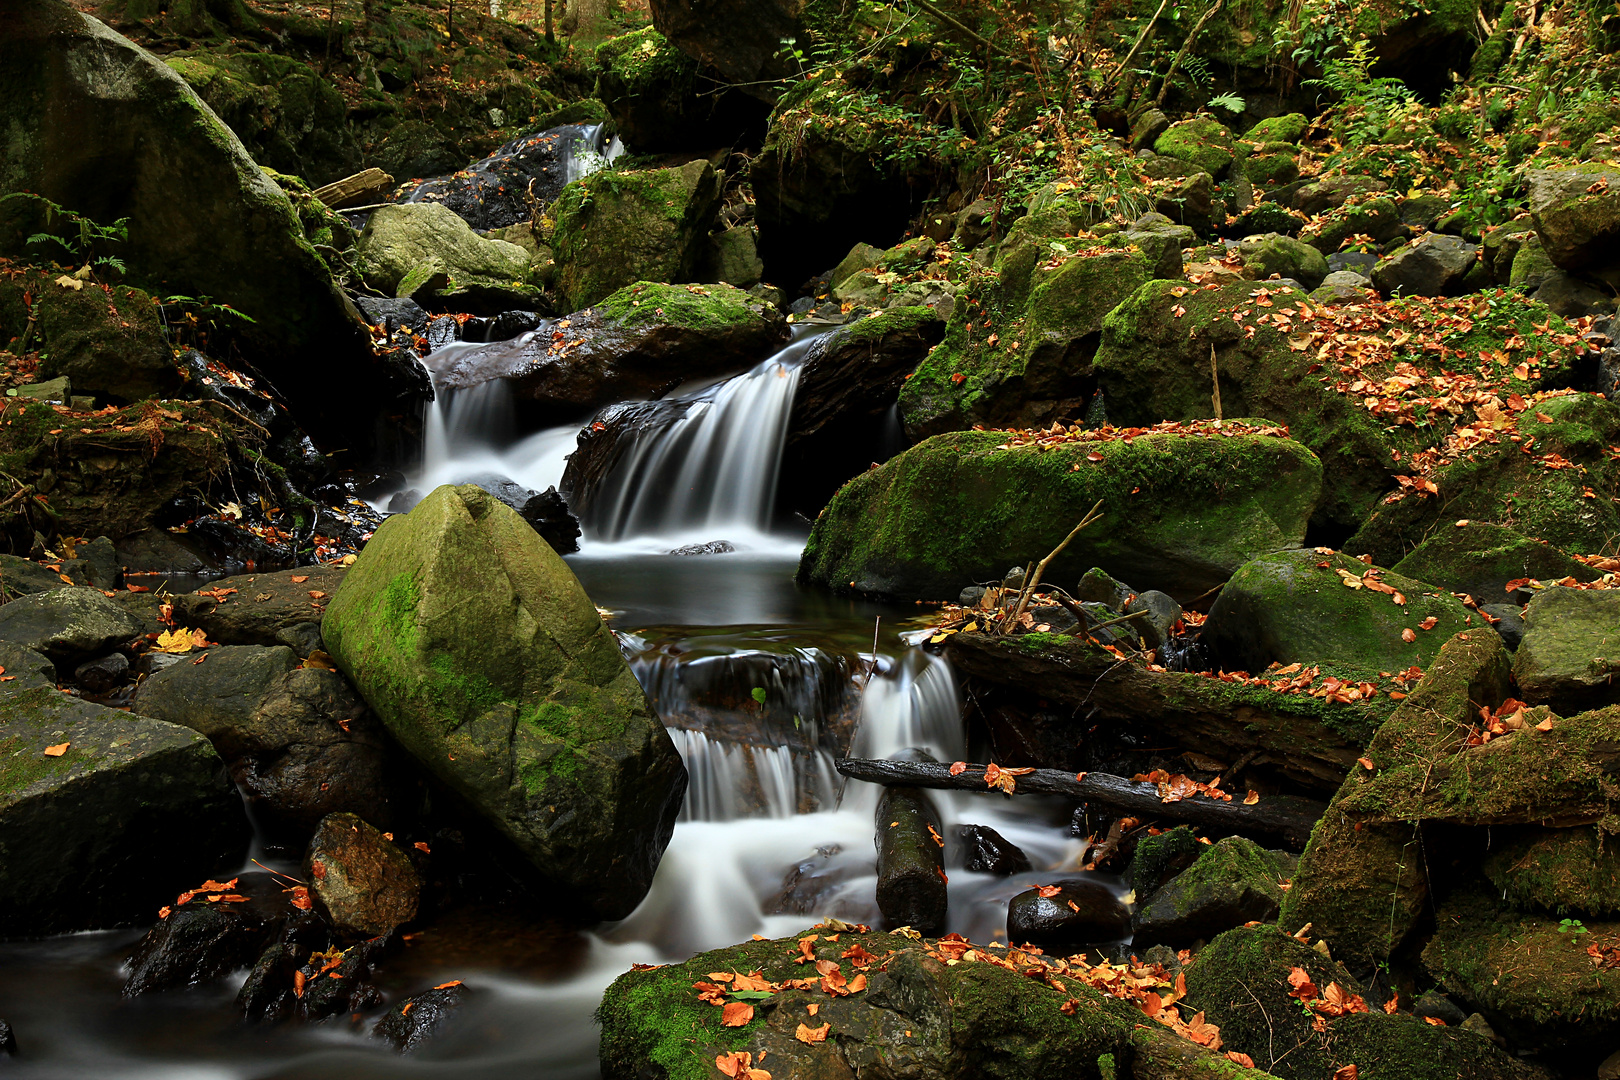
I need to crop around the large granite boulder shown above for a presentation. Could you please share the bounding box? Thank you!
[1511,587,1620,711]
[356,203,538,314]
[0,587,141,664]
[1527,164,1620,271]
[0,1,404,456]
[797,422,1322,604]
[0,685,248,935]
[322,484,686,920]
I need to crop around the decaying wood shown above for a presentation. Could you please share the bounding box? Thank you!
[836,758,1325,849]
[1002,499,1104,632]
[312,168,395,209]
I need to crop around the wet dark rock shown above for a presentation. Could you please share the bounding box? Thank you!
[875,782,947,934]
[1414,990,1469,1027]
[390,124,609,233]
[430,281,786,428]
[114,529,213,575]
[465,310,545,343]
[956,824,1032,876]
[1371,234,1480,297]
[173,352,279,432]
[1006,877,1131,948]
[170,565,346,657]
[354,296,430,336]
[0,1019,14,1056]
[389,489,424,514]
[667,541,736,555]
[133,645,407,843]
[305,813,421,941]
[0,587,140,664]
[297,932,393,1023]
[237,942,300,1023]
[780,308,944,517]
[0,687,249,935]
[1482,604,1526,650]
[1132,836,1291,947]
[73,652,129,694]
[1124,590,1182,651]
[1126,826,1202,898]
[124,884,280,995]
[372,983,477,1052]
[460,474,581,555]
[766,845,852,916]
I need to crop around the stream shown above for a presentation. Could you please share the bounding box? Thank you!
[0,331,1110,1079]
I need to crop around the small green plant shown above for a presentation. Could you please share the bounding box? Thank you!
[1207,92,1246,115]
[750,686,768,704]
[1559,917,1589,935]
[0,191,128,275]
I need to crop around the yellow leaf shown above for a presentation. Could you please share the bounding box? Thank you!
[54,275,84,291]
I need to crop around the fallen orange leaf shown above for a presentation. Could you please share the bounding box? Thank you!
[43,743,69,757]
[795,1022,831,1044]
[720,1000,755,1027]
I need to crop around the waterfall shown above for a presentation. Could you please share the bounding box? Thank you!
[578,333,822,546]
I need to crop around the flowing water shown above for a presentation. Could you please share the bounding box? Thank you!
[0,327,1107,1079]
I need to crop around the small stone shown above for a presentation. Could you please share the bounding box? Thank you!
[957,824,1032,875]
[1074,567,1132,608]
[304,813,420,940]
[73,652,129,694]
[373,982,477,1052]
[1413,989,1468,1027]
[1006,877,1131,948]
[668,541,737,556]
[1001,566,1026,591]
[1460,1012,1504,1046]
[0,1018,15,1056]
[1125,590,1182,650]
[958,586,988,608]
[124,893,274,996]
[1481,604,1526,650]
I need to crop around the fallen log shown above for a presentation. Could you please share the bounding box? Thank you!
[312,168,394,209]
[835,758,1326,850]
[875,785,948,933]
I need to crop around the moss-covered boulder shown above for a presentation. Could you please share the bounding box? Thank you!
[1245,114,1308,143]
[898,246,1151,438]
[1242,143,1301,188]
[1389,522,1598,604]
[431,280,787,426]
[1300,196,1405,254]
[1202,549,1477,678]
[551,159,722,310]
[165,50,360,186]
[1154,117,1237,179]
[798,421,1321,604]
[1281,629,1513,970]
[1424,880,1620,1052]
[1239,234,1328,288]
[1133,836,1292,947]
[1346,392,1620,565]
[0,2,389,455]
[355,203,537,313]
[0,685,248,935]
[1482,825,1620,918]
[322,484,686,920]
[598,925,1265,1080]
[1527,164,1620,271]
[594,27,763,153]
[1185,926,1543,1080]
[0,268,177,403]
[1511,587,1620,711]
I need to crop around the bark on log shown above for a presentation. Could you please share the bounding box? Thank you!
[875,785,948,933]
[947,631,1386,792]
[837,758,1325,850]
[312,168,395,209]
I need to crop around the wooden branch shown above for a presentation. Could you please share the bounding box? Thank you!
[1107,0,1171,86]
[1210,342,1223,422]
[836,758,1326,849]
[1154,0,1224,107]
[312,168,395,209]
[1003,500,1104,632]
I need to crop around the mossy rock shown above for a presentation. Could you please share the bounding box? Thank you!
[1133,836,1292,947]
[321,484,686,920]
[1280,629,1514,970]
[261,167,359,274]
[598,927,1257,1080]
[1424,878,1620,1051]
[1154,118,1236,179]
[1526,164,1620,271]
[1243,144,1301,188]
[0,267,177,403]
[1511,587,1620,711]
[1345,392,1620,565]
[551,159,723,310]
[1202,549,1476,676]
[0,685,248,935]
[898,247,1150,438]
[1389,522,1597,604]
[1185,926,1543,1079]
[1245,114,1308,143]
[1238,233,1327,288]
[1300,197,1405,254]
[165,50,360,186]
[592,27,697,149]
[798,424,1321,603]
[355,202,537,313]
[1482,825,1620,919]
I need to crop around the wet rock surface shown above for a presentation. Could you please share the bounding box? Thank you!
[956,825,1032,876]
[1006,877,1131,948]
[372,982,477,1052]
[304,812,421,940]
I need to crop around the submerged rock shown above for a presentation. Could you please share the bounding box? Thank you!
[956,824,1032,876]
[0,687,248,935]
[797,423,1321,604]
[322,484,687,920]
[372,982,479,1052]
[1006,877,1131,948]
[668,541,736,555]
